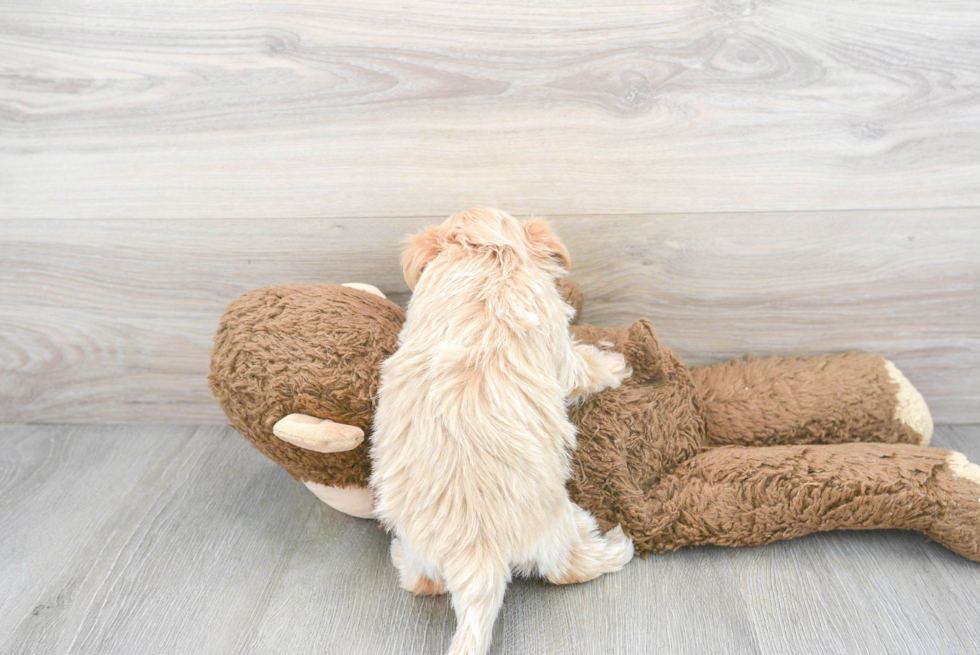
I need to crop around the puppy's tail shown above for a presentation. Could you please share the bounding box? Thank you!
[444,548,511,655]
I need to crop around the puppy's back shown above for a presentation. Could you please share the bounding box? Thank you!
[372,238,577,564]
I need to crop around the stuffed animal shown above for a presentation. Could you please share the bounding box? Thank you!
[209,280,980,562]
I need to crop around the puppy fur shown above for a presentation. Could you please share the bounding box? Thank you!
[370,207,634,655]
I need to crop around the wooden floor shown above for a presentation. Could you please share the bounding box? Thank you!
[2,424,979,654]
[3,2,979,653]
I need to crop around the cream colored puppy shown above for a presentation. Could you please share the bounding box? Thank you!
[370,207,634,655]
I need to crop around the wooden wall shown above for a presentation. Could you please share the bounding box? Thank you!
[1,1,978,423]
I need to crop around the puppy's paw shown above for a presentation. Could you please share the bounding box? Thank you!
[599,350,633,387]
[545,520,635,585]
[391,537,447,596]
[567,346,633,405]
[402,575,448,596]
[587,349,633,393]
[601,524,635,572]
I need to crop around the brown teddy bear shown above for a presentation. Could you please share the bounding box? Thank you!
[209,280,980,561]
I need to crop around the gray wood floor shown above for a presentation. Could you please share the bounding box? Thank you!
[2,424,980,654]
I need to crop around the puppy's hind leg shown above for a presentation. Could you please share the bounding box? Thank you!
[534,502,634,585]
[390,536,447,596]
[443,548,510,655]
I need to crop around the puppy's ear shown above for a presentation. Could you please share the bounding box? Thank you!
[402,224,446,290]
[522,219,571,271]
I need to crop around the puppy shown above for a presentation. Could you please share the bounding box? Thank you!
[370,207,634,655]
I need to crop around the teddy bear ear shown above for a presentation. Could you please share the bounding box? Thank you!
[402,224,447,290]
[522,218,571,271]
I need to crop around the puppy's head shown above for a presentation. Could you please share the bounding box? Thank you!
[401,207,570,290]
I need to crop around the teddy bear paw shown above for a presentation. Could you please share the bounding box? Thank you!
[884,360,934,445]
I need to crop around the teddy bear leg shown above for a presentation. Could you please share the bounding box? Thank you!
[690,353,932,447]
[883,359,934,445]
[634,443,980,562]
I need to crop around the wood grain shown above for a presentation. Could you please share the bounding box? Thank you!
[2,423,980,654]
[2,211,978,423]
[0,425,318,655]
[0,425,194,642]
[1,0,979,218]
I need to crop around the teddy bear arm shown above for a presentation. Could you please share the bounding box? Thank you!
[690,353,932,448]
[632,443,980,562]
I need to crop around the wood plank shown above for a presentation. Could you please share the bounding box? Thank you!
[0,424,318,655]
[2,424,980,654]
[244,506,766,655]
[2,0,980,218]
[0,424,194,642]
[2,212,978,423]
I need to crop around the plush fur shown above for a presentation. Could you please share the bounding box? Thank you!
[370,208,632,655]
[208,231,980,573]
[209,280,980,564]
